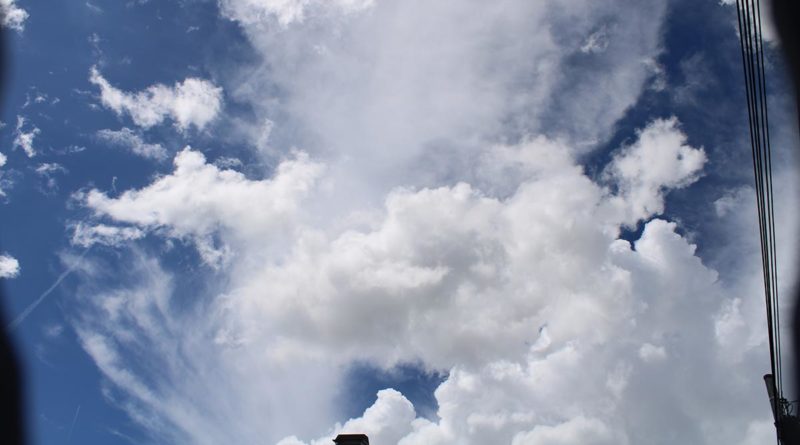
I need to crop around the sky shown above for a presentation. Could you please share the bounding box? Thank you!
[0,0,799,444]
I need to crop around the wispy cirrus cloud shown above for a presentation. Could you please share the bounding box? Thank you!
[0,151,15,200]
[34,162,68,194]
[70,222,145,248]
[96,127,168,161]
[13,116,40,157]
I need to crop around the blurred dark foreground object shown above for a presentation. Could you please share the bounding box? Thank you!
[773,0,800,107]
[0,302,24,445]
[775,0,800,444]
[772,0,800,443]
[334,434,369,445]
[0,21,26,445]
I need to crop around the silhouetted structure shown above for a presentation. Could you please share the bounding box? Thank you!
[333,434,369,445]
[776,0,800,444]
[765,374,800,444]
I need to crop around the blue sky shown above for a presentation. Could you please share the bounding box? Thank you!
[0,1,798,444]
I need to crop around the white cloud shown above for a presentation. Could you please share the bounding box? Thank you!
[713,188,747,217]
[13,116,40,157]
[605,117,706,225]
[72,252,343,444]
[0,253,20,278]
[511,417,622,445]
[71,116,779,444]
[85,1,102,14]
[580,27,610,54]
[638,343,667,363]
[82,147,323,267]
[0,155,13,199]
[719,0,777,43]
[706,171,798,368]
[213,156,243,169]
[219,0,373,26]
[35,162,68,194]
[70,222,146,248]
[279,389,417,445]
[22,88,55,109]
[222,0,668,200]
[96,127,168,161]
[89,67,223,131]
[44,323,65,339]
[35,163,66,175]
[0,0,28,31]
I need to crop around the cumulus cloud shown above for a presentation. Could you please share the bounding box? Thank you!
[13,116,40,157]
[0,0,28,31]
[70,114,779,444]
[0,253,20,278]
[89,67,223,131]
[82,147,323,267]
[96,127,168,161]
[256,214,726,445]
[0,152,6,167]
[605,117,706,225]
[278,389,416,445]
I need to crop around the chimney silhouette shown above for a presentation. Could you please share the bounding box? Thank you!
[333,434,369,445]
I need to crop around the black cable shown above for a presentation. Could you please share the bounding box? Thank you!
[736,0,783,423]
[754,0,783,399]
[750,0,782,399]
[751,0,782,398]
[744,0,773,394]
[738,0,775,382]
[734,5,795,442]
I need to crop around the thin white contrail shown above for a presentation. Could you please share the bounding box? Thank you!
[67,404,81,444]
[6,247,91,331]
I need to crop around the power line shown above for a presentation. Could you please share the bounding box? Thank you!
[735,1,788,441]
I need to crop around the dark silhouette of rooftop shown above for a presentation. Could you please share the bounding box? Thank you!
[333,434,369,445]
